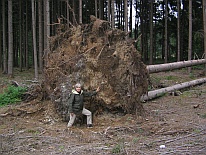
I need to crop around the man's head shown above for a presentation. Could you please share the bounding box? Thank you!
[75,83,82,92]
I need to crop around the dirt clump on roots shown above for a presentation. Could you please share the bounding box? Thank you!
[43,16,149,119]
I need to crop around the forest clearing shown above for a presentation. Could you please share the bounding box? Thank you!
[0,68,206,155]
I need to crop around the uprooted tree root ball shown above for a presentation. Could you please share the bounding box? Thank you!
[43,16,149,119]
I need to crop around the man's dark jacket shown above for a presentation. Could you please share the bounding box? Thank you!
[68,89,97,114]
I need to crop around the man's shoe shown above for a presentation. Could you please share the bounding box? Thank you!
[87,124,93,128]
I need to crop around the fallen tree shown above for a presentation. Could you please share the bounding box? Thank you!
[141,77,206,101]
[43,16,149,118]
[147,59,206,73]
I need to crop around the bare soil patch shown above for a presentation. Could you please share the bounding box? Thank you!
[0,69,206,154]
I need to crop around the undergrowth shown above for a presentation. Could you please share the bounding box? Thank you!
[0,85,27,106]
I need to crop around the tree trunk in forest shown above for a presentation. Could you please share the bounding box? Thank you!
[67,0,70,28]
[22,6,25,68]
[19,0,23,72]
[177,0,180,62]
[0,12,1,70]
[147,59,206,73]
[2,0,7,74]
[134,0,139,49]
[129,0,132,38]
[32,0,38,80]
[44,0,50,66]
[111,0,115,28]
[161,3,165,60]
[38,0,43,72]
[203,0,206,74]
[149,0,154,65]
[44,0,47,64]
[141,78,206,101]
[124,0,128,34]
[140,0,144,60]
[25,1,29,69]
[8,0,13,77]
[154,2,157,61]
[108,0,111,24]
[46,0,50,51]
[140,0,148,62]
[14,22,18,67]
[95,0,98,18]
[180,0,185,60]
[99,0,103,19]
[188,0,192,73]
[164,0,168,63]
[79,0,82,24]
[50,0,55,36]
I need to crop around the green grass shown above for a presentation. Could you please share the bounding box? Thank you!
[132,137,140,144]
[200,113,206,119]
[165,75,178,80]
[0,85,27,106]
[111,138,126,154]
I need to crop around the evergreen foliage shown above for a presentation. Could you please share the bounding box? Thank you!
[0,85,27,106]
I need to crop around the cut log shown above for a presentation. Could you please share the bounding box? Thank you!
[141,78,206,101]
[147,59,206,73]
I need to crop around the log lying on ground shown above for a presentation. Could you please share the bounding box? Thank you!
[147,59,206,73]
[141,77,206,101]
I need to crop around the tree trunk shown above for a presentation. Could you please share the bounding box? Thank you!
[147,59,206,73]
[0,13,1,70]
[177,0,180,61]
[108,0,111,23]
[79,0,82,24]
[124,0,128,34]
[72,0,76,25]
[203,0,206,74]
[38,0,43,72]
[161,3,165,60]
[8,0,13,77]
[50,0,55,36]
[129,0,132,38]
[95,0,98,18]
[188,0,192,73]
[154,2,157,62]
[67,0,70,28]
[141,78,206,101]
[149,0,154,64]
[99,0,103,19]
[25,1,29,69]
[14,24,18,67]
[111,0,115,28]
[19,0,23,71]
[44,0,50,66]
[32,0,38,80]
[44,0,47,62]
[2,0,7,74]
[134,0,139,47]
[46,0,50,51]
[164,0,168,63]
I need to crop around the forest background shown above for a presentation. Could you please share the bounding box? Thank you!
[0,0,206,79]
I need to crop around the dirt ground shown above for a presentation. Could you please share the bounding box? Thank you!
[0,69,206,155]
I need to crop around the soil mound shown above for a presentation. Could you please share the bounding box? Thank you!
[43,16,149,118]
